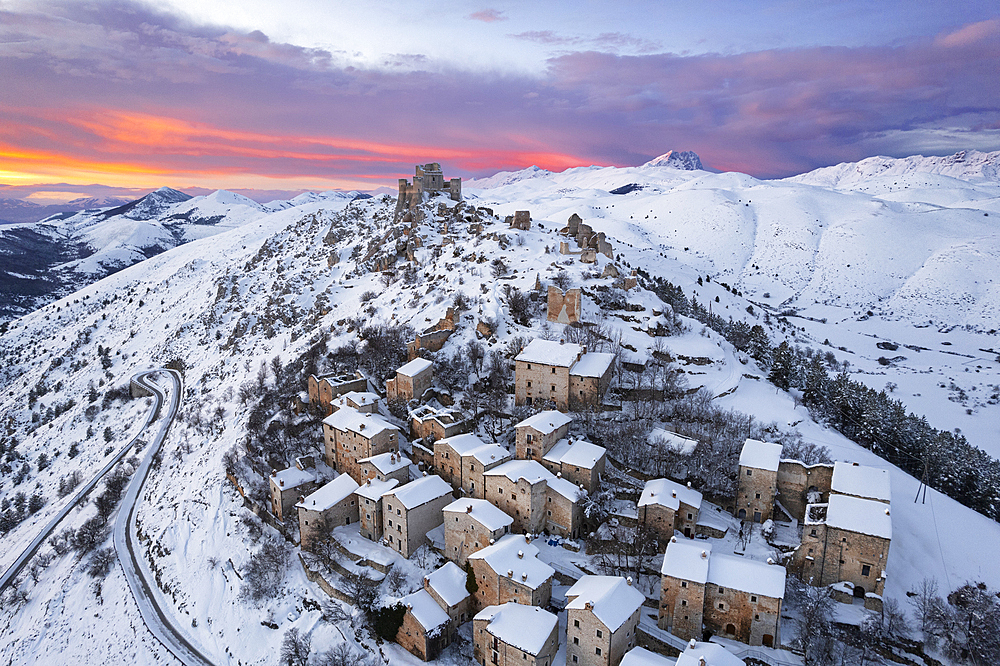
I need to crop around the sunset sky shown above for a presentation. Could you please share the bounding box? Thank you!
[2,0,999,201]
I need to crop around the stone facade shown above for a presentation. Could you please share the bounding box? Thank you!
[484,461,583,538]
[387,358,434,404]
[637,478,701,543]
[776,460,834,520]
[322,408,400,484]
[444,499,513,565]
[565,577,643,666]
[297,475,361,551]
[358,451,411,485]
[355,478,398,541]
[541,439,607,492]
[547,286,582,324]
[307,372,368,416]
[411,405,468,442]
[474,604,560,666]
[515,411,572,461]
[468,536,554,611]
[509,211,531,230]
[514,339,615,412]
[382,475,454,558]
[434,433,511,498]
[268,458,317,522]
[735,439,782,523]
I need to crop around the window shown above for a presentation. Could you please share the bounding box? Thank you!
[755,492,761,499]
[526,434,533,443]
[527,381,532,388]
[755,614,760,621]
[751,595,758,603]
[397,509,401,515]
[547,511,552,516]
[810,529,817,537]
[551,368,556,374]
[688,513,693,520]
[718,587,725,594]
[527,364,532,369]
[574,620,579,628]
[746,469,752,476]
[512,494,517,500]
[680,581,687,588]
[718,603,725,610]
[861,564,872,577]
[572,657,578,664]
[548,497,552,503]
[573,637,579,645]
[595,648,602,656]
[596,630,602,638]
[551,385,555,392]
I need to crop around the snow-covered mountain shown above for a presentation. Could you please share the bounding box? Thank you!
[642,150,704,170]
[789,149,1000,188]
[0,187,370,320]
[0,196,132,225]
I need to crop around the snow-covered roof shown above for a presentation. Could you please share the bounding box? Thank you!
[648,428,698,455]
[660,537,785,598]
[638,478,702,511]
[386,474,452,510]
[485,459,551,485]
[358,451,410,475]
[826,494,892,539]
[425,562,470,608]
[468,534,554,589]
[296,474,360,512]
[739,439,782,471]
[548,476,584,502]
[660,537,711,583]
[543,438,606,469]
[516,338,582,367]
[475,603,558,656]
[831,462,891,503]
[443,498,513,531]
[466,443,511,466]
[401,588,449,632]
[566,575,645,632]
[707,552,786,599]
[270,466,315,491]
[438,433,489,455]
[675,641,744,666]
[516,410,572,434]
[396,357,434,378]
[620,647,675,666]
[570,352,615,378]
[335,391,380,408]
[354,477,399,501]
[323,407,398,437]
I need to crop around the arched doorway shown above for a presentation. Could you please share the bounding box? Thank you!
[738,509,746,520]
[853,585,866,599]
[725,624,736,635]
[762,634,774,647]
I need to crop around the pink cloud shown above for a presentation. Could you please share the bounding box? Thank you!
[467,9,507,23]
[935,18,1000,48]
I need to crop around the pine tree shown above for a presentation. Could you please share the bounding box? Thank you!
[768,341,793,390]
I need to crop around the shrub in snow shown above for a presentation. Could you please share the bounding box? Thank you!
[279,627,311,666]
[241,541,289,602]
[87,547,116,578]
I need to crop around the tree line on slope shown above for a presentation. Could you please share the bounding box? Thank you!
[643,272,1000,522]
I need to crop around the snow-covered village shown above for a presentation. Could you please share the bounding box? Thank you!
[2,3,1000,666]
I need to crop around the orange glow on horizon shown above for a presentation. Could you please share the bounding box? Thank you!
[1,110,591,192]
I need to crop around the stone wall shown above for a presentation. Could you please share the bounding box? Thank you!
[298,494,359,551]
[794,522,889,596]
[515,359,574,410]
[384,491,453,558]
[445,511,509,565]
[702,585,781,647]
[329,426,399,484]
[515,420,570,461]
[776,461,833,520]
[735,465,777,523]
[547,286,582,324]
[659,576,705,640]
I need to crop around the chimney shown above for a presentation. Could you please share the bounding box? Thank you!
[279,479,285,487]
[688,640,697,650]
[517,550,524,559]
[524,534,531,543]
[699,658,706,666]
[521,573,527,582]
[670,536,677,543]
[585,601,594,610]
[627,577,633,586]
[508,569,514,577]
[701,550,707,559]
[467,505,473,513]
[671,490,676,498]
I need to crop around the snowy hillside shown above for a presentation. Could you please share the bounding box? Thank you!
[0,187,369,320]
[642,150,704,170]
[0,153,998,665]
[788,150,1000,188]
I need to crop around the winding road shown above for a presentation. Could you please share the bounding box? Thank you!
[0,369,216,666]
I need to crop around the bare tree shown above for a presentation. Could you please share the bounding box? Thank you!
[280,627,311,666]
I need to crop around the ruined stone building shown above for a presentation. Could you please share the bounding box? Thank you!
[382,474,454,558]
[514,339,615,411]
[434,433,511,497]
[508,211,531,230]
[791,462,891,604]
[411,405,469,443]
[659,537,785,648]
[468,534,555,611]
[355,477,399,541]
[322,407,400,483]
[474,603,560,666]
[547,286,583,324]
[734,438,782,523]
[268,456,317,521]
[638,478,702,542]
[395,163,462,221]
[565,576,644,666]
[444,497,514,565]
[387,357,434,403]
[397,562,471,661]
[296,474,361,550]
[307,372,369,416]
[483,459,582,538]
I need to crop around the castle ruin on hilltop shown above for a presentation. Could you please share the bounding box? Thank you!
[395,163,462,221]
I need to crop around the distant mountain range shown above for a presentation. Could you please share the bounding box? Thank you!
[0,195,132,225]
[0,186,369,320]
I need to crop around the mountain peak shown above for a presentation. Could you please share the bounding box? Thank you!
[643,150,704,170]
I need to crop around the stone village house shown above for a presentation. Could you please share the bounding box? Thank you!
[358,450,410,485]
[638,478,702,542]
[443,498,514,566]
[434,433,511,498]
[296,474,360,551]
[387,357,434,404]
[484,459,583,538]
[468,534,554,612]
[515,402,607,493]
[382,474,454,558]
[397,561,471,661]
[734,439,782,523]
[307,372,369,416]
[268,456,317,522]
[516,410,571,461]
[659,536,785,648]
[514,339,615,412]
[322,407,400,484]
[474,603,559,666]
[565,576,644,666]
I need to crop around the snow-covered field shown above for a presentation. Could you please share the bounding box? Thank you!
[1,151,998,664]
